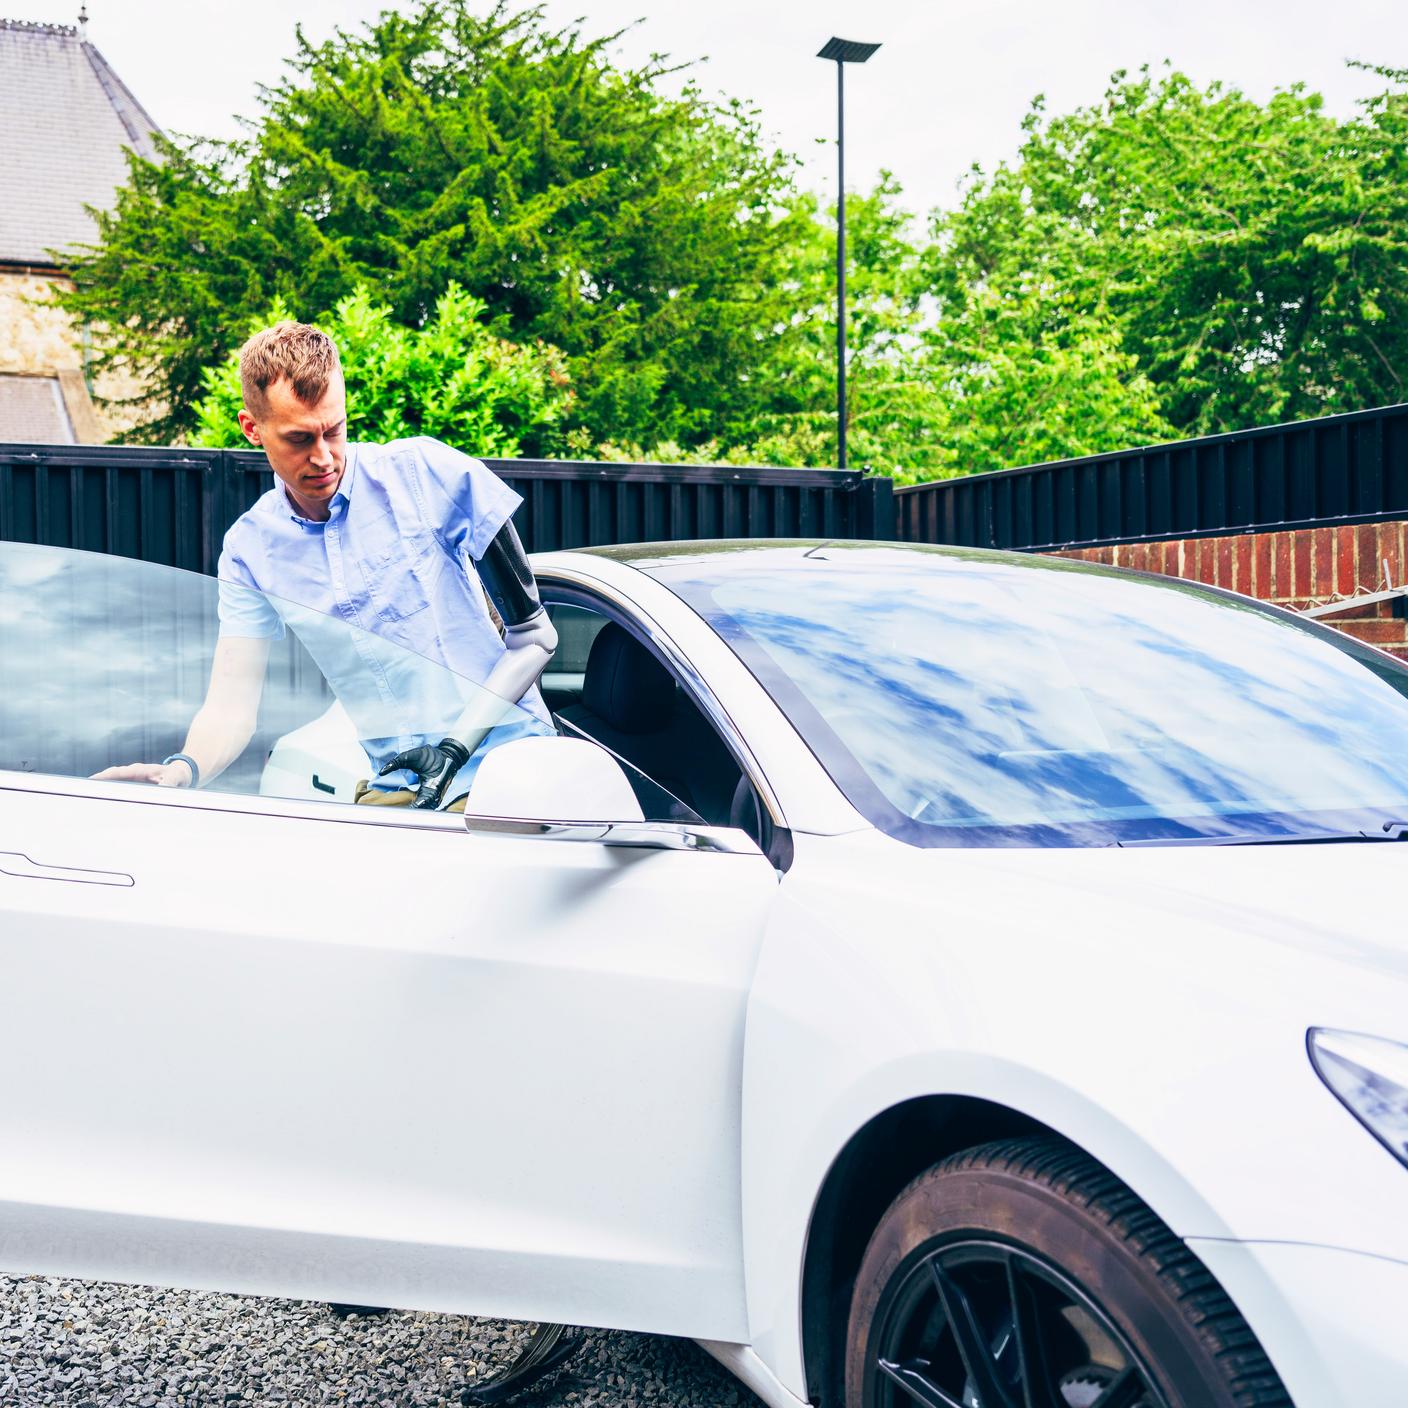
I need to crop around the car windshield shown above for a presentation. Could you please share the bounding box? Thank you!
[0,541,544,806]
[651,542,1408,847]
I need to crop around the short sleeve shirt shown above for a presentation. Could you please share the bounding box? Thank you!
[217,437,553,797]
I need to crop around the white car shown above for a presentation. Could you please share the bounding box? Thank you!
[2,536,1407,1408]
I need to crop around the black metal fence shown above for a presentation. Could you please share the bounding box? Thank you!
[895,402,1408,552]
[0,443,894,573]
[10,402,1408,569]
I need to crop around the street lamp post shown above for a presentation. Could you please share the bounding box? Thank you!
[817,36,880,470]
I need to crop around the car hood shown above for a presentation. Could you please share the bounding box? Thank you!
[841,830,1408,988]
[772,829,1408,1270]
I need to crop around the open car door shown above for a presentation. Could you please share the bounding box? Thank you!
[0,543,776,1339]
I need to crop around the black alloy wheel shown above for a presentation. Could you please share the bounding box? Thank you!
[846,1138,1294,1408]
[872,1239,1165,1408]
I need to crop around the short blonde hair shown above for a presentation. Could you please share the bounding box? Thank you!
[239,320,341,415]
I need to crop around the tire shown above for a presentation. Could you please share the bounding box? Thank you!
[844,1136,1292,1408]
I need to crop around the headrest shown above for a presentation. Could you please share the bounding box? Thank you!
[582,622,675,734]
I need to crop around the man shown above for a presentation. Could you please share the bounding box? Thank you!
[96,322,582,1376]
[97,320,557,808]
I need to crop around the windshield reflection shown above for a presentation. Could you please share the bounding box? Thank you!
[662,545,1408,847]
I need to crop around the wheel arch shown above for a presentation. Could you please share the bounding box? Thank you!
[796,1092,1234,1408]
[799,1095,1047,1407]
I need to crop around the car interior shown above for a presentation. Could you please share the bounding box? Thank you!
[539,601,769,847]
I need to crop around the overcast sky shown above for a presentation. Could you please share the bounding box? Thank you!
[34,0,1408,217]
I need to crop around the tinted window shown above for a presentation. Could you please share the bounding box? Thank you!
[655,544,1408,846]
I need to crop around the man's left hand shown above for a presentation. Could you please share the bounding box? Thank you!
[379,737,472,809]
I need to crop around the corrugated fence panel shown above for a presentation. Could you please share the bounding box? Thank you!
[896,402,1408,551]
[21,407,1408,564]
[0,446,893,571]
[0,445,225,572]
[482,459,890,553]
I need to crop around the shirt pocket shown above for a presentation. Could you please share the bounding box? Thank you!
[363,524,444,625]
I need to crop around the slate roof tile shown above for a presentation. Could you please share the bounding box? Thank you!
[0,18,160,267]
[0,373,75,441]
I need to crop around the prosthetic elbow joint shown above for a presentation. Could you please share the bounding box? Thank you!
[391,520,556,810]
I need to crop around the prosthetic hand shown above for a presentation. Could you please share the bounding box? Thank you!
[387,520,558,809]
[378,738,471,810]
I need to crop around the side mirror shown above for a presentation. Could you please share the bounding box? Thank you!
[465,735,645,825]
[462,735,761,855]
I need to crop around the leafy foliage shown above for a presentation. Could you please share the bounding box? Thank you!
[939,64,1408,436]
[909,290,1171,484]
[651,177,1170,481]
[62,8,1408,479]
[58,131,357,444]
[61,0,799,448]
[192,284,570,457]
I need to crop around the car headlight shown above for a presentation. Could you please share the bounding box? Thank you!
[1308,1028,1408,1169]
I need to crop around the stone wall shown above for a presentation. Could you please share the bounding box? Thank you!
[0,270,75,371]
[0,269,145,441]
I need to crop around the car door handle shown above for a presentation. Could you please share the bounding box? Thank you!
[0,851,134,887]
[461,815,762,855]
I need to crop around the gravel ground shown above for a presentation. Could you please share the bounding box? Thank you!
[0,1276,765,1408]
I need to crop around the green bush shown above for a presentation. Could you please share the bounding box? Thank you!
[66,0,798,450]
[192,283,571,458]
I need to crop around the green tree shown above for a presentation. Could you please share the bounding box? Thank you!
[61,1,799,447]
[66,11,1408,477]
[666,176,1168,481]
[909,285,1172,483]
[552,177,946,472]
[936,64,1408,436]
[757,180,946,474]
[191,283,571,457]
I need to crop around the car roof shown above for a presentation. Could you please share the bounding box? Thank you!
[567,538,1052,575]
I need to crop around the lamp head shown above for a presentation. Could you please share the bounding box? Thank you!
[817,37,881,63]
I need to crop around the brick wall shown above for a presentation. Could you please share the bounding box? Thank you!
[1056,521,1408,660]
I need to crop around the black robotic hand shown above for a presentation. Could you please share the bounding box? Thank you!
[379,737,472,810]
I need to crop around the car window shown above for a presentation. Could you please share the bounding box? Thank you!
[653,543,1408,847]
[541,596,741,828]
[0,541,546,808]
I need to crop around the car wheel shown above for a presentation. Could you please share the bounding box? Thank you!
[845,1136,1291,1408]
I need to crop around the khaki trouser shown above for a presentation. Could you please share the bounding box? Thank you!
[354,780,468,813]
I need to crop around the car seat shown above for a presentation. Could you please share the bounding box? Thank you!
[556,622,741,826]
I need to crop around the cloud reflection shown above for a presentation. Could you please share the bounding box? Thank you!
[685,550,1408,844]
[0,543,534,799]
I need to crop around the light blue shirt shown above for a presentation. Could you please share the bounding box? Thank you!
[217,437,554,801]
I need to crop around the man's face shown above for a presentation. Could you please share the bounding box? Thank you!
[238,374,348,518]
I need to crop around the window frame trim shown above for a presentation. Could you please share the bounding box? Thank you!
[535,569,789,835]
[0,768,467,832]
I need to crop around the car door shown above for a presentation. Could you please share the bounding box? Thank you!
[0,542,777,1341]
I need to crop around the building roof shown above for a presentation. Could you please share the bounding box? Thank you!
[0,16,160,267]
[0,373,74,441]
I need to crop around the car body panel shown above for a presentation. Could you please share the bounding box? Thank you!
[0,771,775,1339]
[536,547,1408,1403]
[5,539,1408,1408]
[740,827,1408,1396]
[1189,1240,1408,1408]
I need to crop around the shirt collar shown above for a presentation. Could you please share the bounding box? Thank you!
[281,444,357,528]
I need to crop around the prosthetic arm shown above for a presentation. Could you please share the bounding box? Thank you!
[380,521,558,809]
